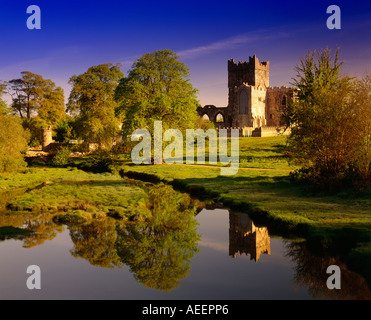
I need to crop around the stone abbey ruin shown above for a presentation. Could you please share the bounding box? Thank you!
[197,55,295,137]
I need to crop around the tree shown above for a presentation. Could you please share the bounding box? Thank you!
[67,63,124,148]
[0,85,29,172]
[285,48,371,189]
[349,75,371,184]
[0,81,8,114]
[0,112,29,173]
[38,86,66,126]
[7,71,66,133]
[115,49,200,136]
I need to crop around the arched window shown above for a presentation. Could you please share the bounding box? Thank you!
[202,114,210,121]
[239,90,249,114]
[215,113,224,123]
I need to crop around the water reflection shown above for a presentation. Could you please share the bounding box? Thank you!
[1,189,371,299]
[229,213,270,261]
[66,184,200,291]
[69,219,122,268]
[285,241,371,300]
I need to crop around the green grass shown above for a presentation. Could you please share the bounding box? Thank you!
[120,163,371,231]
[176,135,297,170]
[238,136,297,170]
[4,167,149,222]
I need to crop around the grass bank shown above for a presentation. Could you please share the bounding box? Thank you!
[116,136,371,285]
[2,167,149,224]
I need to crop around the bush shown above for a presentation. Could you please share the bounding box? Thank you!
[51,147,71,167]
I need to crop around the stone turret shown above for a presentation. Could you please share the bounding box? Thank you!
[42,126,53,152]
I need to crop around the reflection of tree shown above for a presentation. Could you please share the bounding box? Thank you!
[115,184,200,291]
[0,210,64,247]
[69,219,123,269]
[22,214,65,248]
[284,241,371,300]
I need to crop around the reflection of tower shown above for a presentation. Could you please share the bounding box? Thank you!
[229,213,270,262]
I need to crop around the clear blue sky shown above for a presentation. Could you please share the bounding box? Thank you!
[1,0,370,107]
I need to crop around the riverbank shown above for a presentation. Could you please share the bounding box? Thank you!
[2,135,371,287]
[113,133,371,287]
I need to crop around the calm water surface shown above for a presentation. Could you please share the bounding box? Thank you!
[0,208,369,300]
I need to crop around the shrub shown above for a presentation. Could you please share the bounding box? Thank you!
[51,147,71,167]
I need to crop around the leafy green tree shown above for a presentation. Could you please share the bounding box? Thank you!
[67,63,124,148]
[38,86,66,126]
[285,48,370,188]
[8,71,64,122]
[0,112,29,173]
[115,49,200,136]
[54,117,78,143]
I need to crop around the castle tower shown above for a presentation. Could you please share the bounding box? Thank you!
[227,55,269,128]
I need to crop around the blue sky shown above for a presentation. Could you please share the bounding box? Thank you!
[1,0,370,107]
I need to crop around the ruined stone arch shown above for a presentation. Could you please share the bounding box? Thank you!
[201,114,210,121]
[215,112,225,123]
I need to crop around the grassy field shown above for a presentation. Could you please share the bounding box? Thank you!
[1,167,149,223]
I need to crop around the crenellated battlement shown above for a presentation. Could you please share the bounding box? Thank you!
[228,55,269,70]
[228,54,269,89]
